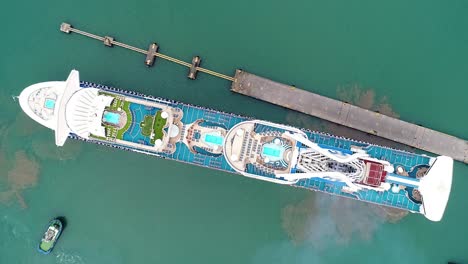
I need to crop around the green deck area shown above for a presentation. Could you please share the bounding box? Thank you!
[39,240,53,251]
[90,133,108,140]
[139,111,167,144]
[116,101,132,140]
[89,97,166,144]
[90,96,130,141]
[109,97,123,111]
[98,91,118,98]
[140,115,155,136]
[151,111,167,144]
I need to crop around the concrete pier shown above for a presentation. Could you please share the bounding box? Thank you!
[231,70,468,164]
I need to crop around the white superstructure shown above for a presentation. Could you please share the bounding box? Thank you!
[19,70,115,146]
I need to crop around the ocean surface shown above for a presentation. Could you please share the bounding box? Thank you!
[1,0,467,263]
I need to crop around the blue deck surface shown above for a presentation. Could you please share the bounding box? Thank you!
[167,103,248,172]
[81,81,431,213]
[122,103,158,146]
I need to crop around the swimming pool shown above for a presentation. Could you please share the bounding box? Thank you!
[262,146,281,157]
[103,112,121,125]
[204,134,224,146]
[44,98,55,109]
[261,142,285,162]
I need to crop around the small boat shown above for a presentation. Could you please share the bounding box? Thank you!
[37,218,63,254]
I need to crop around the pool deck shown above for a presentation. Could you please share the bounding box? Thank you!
[78,80,432,214]
[231,70,468,164]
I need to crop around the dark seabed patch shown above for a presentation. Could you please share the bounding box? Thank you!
[281,193,407,248]
[337,84,399,118]
[32,138,82,161]
[281,193,318,244]
[11,112,44,137]
[0,113,45,155]
[0,151,40,208]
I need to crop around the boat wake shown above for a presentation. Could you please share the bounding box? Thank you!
[55,251,85,264]
[1,215,33,242]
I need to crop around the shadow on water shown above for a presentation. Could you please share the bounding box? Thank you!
[56,216,68,230]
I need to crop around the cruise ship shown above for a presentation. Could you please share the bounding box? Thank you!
[19,70,453,221]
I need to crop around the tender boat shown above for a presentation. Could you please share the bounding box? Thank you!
[37,218,63,254]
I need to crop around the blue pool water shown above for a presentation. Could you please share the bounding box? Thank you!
[44,98,55,109]
[204,134,224,145]
[103,112,121,125]
[262,146,281,157]
[261,144,285,162]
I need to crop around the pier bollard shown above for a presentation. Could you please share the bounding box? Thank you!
[145,43,159,67]
[188,56,201,80]
[103,36,114,47]
[60,23,72,33]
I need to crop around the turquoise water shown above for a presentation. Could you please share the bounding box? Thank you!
[262,145,282,158]
[204,134,223,146]
[44,99,56,110]
[1,0,468,264]
[103,111,120,125]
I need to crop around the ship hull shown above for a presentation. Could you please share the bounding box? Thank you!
[18,71,453,222]
[79,81,428,215]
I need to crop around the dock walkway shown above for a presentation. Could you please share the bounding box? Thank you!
[231,70,468,164]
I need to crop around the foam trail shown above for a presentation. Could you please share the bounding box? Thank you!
[56,251,86,264]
